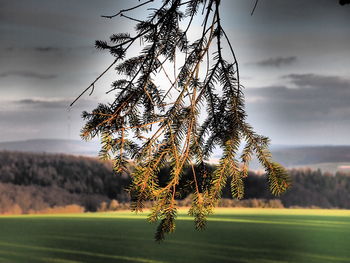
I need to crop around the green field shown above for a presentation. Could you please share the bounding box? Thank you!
[0,208,349,263]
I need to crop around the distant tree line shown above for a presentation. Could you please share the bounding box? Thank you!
[158,165,350,209]
[242,169,350,208]
[0,151,131,213]
[0,151,130,199]
[0,151,349,214]
[0,182,102,214]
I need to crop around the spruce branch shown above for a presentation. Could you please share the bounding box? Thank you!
[74,0,290,241]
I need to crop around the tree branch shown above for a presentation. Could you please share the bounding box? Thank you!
[101,0,155,19]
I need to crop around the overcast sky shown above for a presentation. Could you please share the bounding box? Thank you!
[0,0,349,145]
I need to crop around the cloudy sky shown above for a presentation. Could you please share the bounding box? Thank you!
[0,0,349,145]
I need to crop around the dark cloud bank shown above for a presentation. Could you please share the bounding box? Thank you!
[13,98,94,109]
[246,73,350,123]
[256,56,297,67]
[0,70,57,80]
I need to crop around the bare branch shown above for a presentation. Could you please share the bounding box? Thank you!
[101,0,155,19]
[70,59,118,107]
[251,0,259,16]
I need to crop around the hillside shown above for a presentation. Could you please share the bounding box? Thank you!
[270,145,350,166]
[245,145,350,172]
[0,150,350,214]
[0,151,130,214]
[0,139,99,156]
[1,140,350,171]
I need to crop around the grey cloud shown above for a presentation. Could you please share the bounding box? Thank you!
[245,74,350,123]
[257,56,297,67]
[32,46,95,54]
[0,0,131,38]
[13,98,95,109]
[284,74,350,89]
[1,46,93,55]
[3,47,15,52]
[0,97,98,141]
[0,70,57,80]
[0,97,97,141]
[34,47,61,53]
[13,98,93,109]
[15,99,70,109]
[243,0,349,26]
[0,105,84,141]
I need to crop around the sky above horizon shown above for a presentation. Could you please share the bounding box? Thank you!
[0,0,350,145]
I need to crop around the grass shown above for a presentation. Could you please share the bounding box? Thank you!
[0,208,350,263]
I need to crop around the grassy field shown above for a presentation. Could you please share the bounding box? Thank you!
[0,208,349,263]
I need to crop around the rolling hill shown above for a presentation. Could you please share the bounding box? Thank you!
[0,139,100,156]
[1,139,350,172]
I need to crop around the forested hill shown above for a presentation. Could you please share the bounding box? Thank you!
[244,145,350,171]
[0,139,99,156]
[269,145,350,166]
[0,151,130,214]
[2,140,350,169]
[0,151,350,214]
